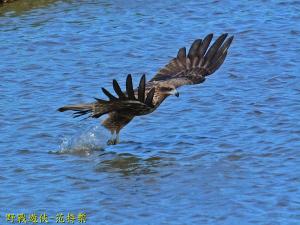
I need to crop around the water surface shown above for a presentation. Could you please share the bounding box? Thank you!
[1,0,300,224]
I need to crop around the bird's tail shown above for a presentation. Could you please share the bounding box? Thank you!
[58,103,95,118]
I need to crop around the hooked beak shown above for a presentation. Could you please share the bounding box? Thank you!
[169,89,179,97]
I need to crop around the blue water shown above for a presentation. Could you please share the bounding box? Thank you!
[1,0,300,224]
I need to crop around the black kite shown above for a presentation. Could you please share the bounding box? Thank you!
[58,33,234,144]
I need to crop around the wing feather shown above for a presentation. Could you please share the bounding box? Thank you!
[102,87,118,101]
[198,33,213,59]
[211,35,234,63]
[113,79,127,100]
[188,39,201,58]
[150,33,234,87]
[208,51,228,75]
[126,74,136,100]
[203,33,228,68]
[144,87,155,107]
[138,74,146,102]
[177,47,186,67]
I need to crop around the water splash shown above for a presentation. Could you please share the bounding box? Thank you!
[57,125,110,156]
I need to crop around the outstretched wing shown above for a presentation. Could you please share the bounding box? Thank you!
[59,33,234,119]
[150,33,234,87]
[77,74,156,118]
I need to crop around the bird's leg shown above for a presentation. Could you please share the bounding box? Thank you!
[107,131,116,145]
[107,131,120,145]
[115,132,120,144]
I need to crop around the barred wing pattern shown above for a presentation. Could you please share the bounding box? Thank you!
[151,33,234,87]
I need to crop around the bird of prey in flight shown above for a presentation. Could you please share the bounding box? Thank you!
[58,33,234,145]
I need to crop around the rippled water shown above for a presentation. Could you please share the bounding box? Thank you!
[1,0,300,224]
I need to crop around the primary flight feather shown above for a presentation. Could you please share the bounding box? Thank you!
[58,33,234,145]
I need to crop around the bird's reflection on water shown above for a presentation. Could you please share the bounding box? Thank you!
[95,152,169,176]
[51,145,173,176]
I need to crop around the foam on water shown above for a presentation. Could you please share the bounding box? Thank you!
[58,125,110,155]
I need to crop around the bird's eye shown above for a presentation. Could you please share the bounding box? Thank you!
[161,87,172,91]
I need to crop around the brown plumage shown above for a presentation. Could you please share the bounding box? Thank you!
[58,33,234,145]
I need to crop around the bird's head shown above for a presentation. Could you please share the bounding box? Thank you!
[158,84,179,97]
